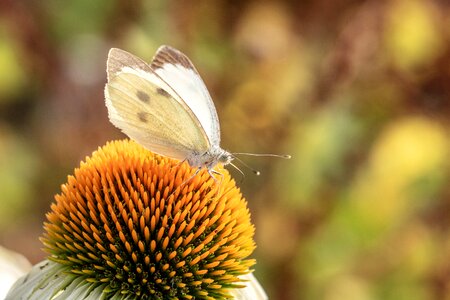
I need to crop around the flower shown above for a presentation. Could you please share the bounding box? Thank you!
[6,139,265,300]
[0,246,32,299]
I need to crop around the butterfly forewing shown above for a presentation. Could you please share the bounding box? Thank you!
[150,46,221,147]
[105,49,210,160]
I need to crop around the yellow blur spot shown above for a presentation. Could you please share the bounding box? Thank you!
[0,26,26,100]
[350,117,449,231]
[385,0,443,71]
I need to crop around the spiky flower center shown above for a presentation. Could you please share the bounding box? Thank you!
[41,140,255,299]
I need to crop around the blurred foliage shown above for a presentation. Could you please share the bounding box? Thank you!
[0,23,27,100]
[0,0,449,299]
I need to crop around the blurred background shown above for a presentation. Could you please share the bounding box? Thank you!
[0,0,449,299]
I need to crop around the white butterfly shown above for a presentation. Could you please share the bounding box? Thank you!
[105,45,233,176]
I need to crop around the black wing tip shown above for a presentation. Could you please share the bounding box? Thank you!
[106,48,128,76]
[156,45,174,51]
[108,47,122,54]
[155,45,181,55]
[106,47,154,80]
[106,45,195,77]
[107,47,129,59]
[108,45,181,58]
[151,45,194,70]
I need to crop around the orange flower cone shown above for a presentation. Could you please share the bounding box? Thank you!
[6,140,266,300]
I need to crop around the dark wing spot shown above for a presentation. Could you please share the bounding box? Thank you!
[156,88,171,97]
[137,112,149,123]
[136,90,150,103]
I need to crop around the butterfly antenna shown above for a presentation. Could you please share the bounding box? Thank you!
[233,152,291,159]
[231,155,261,176]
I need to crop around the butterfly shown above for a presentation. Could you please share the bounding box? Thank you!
[105,45,289,178]
[105,45,236,178]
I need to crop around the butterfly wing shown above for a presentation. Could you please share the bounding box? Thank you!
[105,48,210,160]
[150,45,221,147]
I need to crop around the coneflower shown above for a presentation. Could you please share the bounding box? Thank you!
[6,139,266,300]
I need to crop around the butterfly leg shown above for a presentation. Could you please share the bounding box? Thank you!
[168,167,203,199]
[208,169,224,184]
[181,167,201,187]
[172,159,187,170]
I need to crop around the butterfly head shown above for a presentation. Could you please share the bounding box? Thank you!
[217,149,233,165]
